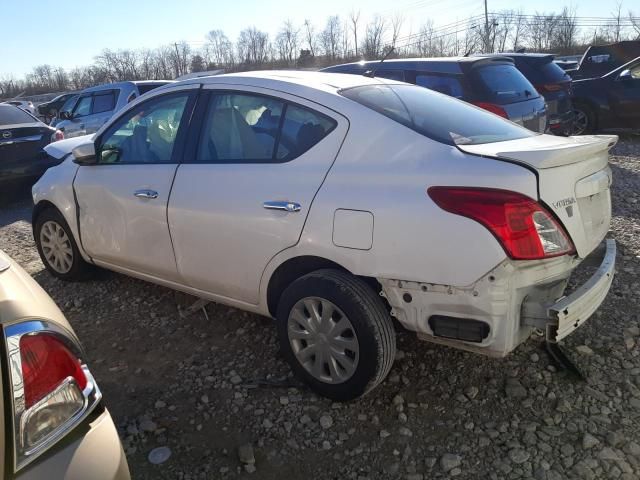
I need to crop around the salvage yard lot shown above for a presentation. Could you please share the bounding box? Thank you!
[1,136,640,480]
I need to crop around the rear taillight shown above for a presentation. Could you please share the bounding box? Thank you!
[51,130,64,142]
[472,102,508,118]
[5,321,101,471]
[428,187,575,260]
[534,82,570,93]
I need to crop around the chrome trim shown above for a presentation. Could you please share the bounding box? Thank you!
[134,189,159,199]
[4,319,102,472]
[263,201,301,212]
[0,134,42,146]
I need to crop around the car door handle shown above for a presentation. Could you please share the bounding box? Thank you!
[134,189,158,199]
[263,201,301,212]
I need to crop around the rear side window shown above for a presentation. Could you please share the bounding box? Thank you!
[341,84,535,146]
[196,93,336,163]
[471,64,537,104]
[137,83,166,95]
[376,70,404,81]
[276,104,336,160]
[415,74,464,98]
[0,105,36,126]
[92,92,116,114]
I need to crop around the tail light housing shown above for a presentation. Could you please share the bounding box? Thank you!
[472,102,508,118]
[4,321,101,471]
[534,82,570,93]
[428,187,575,260]
[51,129,64,142]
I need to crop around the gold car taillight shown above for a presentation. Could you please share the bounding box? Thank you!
[4,320,102,471]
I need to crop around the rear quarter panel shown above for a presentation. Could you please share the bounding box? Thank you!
[261,106,539,301]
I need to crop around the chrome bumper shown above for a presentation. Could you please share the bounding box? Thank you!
[548,239,616,342]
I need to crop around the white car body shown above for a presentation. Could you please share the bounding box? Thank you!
[32,71,616,398]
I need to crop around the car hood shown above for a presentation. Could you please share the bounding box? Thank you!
[45,133,94,160]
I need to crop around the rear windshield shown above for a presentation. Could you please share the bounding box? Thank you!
[137,83,167,95]
[520,59,570,84]
[0,105,36,126]
[471,64,538,104]
[340,84,535,146]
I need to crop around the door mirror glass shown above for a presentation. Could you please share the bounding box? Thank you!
[72,142,97,165]
[59,111,71,120]
[618,69,632,81]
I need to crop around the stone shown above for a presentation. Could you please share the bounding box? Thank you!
[576,345,594,355]
[440,453,461,472]
[320,415,333,429]
[148,446,171,465]
[399,426,413,437]
[508,449,530,464]
[238,444,255,464]
[583,433,600,450]
[464,386,479,400]
[505,379,528,398]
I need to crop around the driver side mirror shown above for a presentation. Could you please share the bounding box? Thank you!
[59,111,72,120]
[617,69,636,82]
[72,142,97,165]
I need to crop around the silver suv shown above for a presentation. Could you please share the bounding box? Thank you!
[56,80,171,138]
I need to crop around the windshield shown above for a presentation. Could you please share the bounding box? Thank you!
[0,104,37,126]
[340,84,536,146]
[60,95,79,113]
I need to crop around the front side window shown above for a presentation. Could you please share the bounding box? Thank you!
[415,74,464,98]
[341,84,535,146]
[98,94,189,164]
[92,92,116,114]
[73,96,92,117]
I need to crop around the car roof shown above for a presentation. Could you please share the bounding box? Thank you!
[81,80,173,94]
[475,52,554,60]
[321,56,515,74]
[172,70,397,94]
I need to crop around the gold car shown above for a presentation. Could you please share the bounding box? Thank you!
[0,250,130,479]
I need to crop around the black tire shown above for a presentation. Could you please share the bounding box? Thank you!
[276,269,396,401]
[573,103,596,135]
[34,207,93,281]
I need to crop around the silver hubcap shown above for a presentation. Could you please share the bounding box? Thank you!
[574,109,588,135]
[40,221,73,274]
[288,297,359,384]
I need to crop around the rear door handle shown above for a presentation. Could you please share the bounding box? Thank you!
[263,201,301,212]
[134,189,158,199]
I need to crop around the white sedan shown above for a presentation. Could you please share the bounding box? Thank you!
[32,71,616,400]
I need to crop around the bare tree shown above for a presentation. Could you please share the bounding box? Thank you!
[349,10,361,57]
[321,16,343,59]
[303,19,318,57]
[363,15,386,58]
[237,27,270,65]
[630,10,640,39]
[610,1,624,42]
[205,30,235,67]
[554,6,578,53]
[510,9,525,50]
[391,13,404,47]
[275,20,300,65]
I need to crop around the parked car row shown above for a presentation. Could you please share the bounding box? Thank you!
[323,43,640,136]
[32,71,617,404]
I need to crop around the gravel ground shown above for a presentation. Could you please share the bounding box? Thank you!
[1,135,639,480]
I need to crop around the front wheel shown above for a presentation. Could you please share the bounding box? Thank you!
[34,207,93,281]
[276,269,396,401]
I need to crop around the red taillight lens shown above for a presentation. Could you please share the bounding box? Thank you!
[428,187,575,260]
[472,102,508,118]
[52,130,64,142]
[20,334,87,409]
[534,83,565,93]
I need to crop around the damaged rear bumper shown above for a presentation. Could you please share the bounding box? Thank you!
[546,239,616,342]
[378,239,615,357]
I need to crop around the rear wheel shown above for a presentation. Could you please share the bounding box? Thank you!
[573,104,596,135]
[276,269,395,401]
[34,208,93,281]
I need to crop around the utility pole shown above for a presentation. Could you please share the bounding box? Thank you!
[484,0,490,53]
[174,42,182,77]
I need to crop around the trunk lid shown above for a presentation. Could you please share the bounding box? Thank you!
[458,134,617,258]
[0,124,51,163]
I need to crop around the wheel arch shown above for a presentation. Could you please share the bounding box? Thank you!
[32,200,59,232]
[265,255,383,318]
